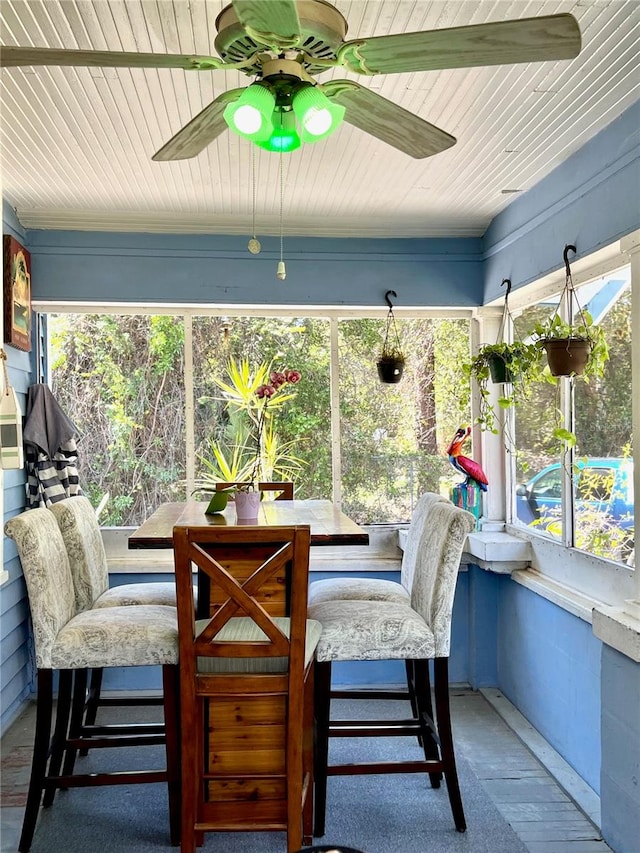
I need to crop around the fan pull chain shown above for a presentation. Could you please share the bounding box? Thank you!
[277,145,286,280]
[247,145,261,254]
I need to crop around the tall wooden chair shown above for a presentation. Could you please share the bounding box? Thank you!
[309,500,475,837]
[4,508,180,852]
[173,523,320,853]
[215,480,294,500]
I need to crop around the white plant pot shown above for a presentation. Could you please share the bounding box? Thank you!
[234,490,261,521]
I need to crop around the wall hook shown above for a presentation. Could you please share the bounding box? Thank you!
[384,290,397,309]
[501,278,512,299]
[563,244,577,277]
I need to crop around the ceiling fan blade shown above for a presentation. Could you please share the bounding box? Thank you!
[0,45,227,71]
[322,81,456,159]
[152,88,245,161]
[231,0,301,47]
[340,14,581,75]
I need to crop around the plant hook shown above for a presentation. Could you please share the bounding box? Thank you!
[384,290,397,310]
[563,244,576,278]
[501,278,512,299]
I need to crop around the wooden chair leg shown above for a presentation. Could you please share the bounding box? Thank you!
[179,688,199,853]
[58,668,88,782]
[313,660,332,839]
[302,665,315,846]
[80,667,103,755]
[412,659,442,788]
[19,670,54,852]
[162,664,181,846]
[41,669,73,807]
[433,657,466,832]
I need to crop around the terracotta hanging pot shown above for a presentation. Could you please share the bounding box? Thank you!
[543,338,591,377]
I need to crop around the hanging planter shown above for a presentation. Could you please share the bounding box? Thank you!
[377,290,405,384]
[531,245,609,380]
[543,337,591,377]
[488,351,513,384]
[463,279,542,434]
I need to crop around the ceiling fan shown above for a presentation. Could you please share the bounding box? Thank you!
[0,0,581,160]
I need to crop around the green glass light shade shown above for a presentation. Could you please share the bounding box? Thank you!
[257,110,301,152]
[292,86,345,142]
[223,84,275,142]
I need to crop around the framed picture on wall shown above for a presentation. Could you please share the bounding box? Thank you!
[3,235,32,352]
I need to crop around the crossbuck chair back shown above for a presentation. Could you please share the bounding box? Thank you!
[215,480,294,500]
[309,500,475,838]
[173,524,320,853]
[5,508,179,852]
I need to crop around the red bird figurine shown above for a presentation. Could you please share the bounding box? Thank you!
[446,425,489,491]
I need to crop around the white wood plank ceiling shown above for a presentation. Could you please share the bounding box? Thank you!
[1,1,638,239]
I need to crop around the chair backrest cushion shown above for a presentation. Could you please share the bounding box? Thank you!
[5,508,76,668]
[400,492,447,592]
[410,501,475,656]
[49,495,109,611]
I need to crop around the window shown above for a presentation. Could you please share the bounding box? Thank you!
[511,266,634,567]
[49,311,470,526]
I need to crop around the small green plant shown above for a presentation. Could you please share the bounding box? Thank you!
[463,341,543,434]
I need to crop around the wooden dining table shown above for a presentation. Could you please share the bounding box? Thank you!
[128,499,370,549]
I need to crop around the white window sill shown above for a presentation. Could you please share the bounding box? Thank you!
[592,601,640,662]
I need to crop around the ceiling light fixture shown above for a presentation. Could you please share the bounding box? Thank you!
[258,110,301,153]
[223,84,275,142]
[292,85,345,142]
[223,69,344,152]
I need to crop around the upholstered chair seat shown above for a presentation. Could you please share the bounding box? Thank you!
[308,600,434,661]
[49,604,178,669]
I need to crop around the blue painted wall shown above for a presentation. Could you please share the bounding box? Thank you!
[1,203,36,731]
[483,101,640,301]
[26,231,483,308]
[496,579,602,793]
[600,645,640,853]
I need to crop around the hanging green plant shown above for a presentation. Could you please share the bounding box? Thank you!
[530,245,609,380]
[464,340,543,434]
[377,289,405,384]
[463,279,543,434]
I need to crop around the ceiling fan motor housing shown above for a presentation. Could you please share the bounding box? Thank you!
[214,0,348,76]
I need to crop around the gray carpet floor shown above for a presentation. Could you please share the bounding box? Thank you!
[18,696,529,853]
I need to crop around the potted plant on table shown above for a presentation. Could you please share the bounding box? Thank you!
[195,358,304,516]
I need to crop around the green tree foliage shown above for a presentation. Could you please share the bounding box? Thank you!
[50,315,186,525]
[50,312,471,525]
